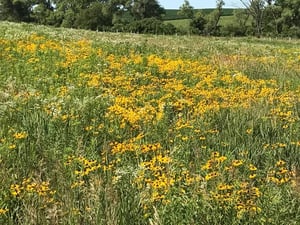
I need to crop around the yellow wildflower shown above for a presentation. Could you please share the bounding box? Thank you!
[232,160,243,167]
[13,131,28,139]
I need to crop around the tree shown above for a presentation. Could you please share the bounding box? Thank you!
[247,0,300,37]
[74,2,113,30]
[178,0,194,19]
[205,0,225,35]
[240,0,266,37]
[0,0,36,22]
[48,0,126,30]
[275,0,300,36]
[263,1,281,35]
[221,9,250,36]
[190,11,207,34]
[51,0,91,27]
[126,0,165,20]
[125,17,176,34]
[31,0,55,25]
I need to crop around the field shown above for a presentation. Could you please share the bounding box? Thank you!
[0,21,300,225]
[164,16,234,33]
[163,9,236,33]
[163,9,235,20]
[164,19,191,32]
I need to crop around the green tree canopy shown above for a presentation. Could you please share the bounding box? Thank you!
[178,0,194,19]
[126,0,165,20]
[31,0,55,25]
[190,12,207,34]
[74,2,114,30]
[240,0,266,37]
[0,0,36,22]
[205,0,225,35]
[276,0,300,28]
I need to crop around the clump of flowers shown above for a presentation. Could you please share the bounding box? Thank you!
[267,160,295,185]
[64,156,101,188]
[0,208,9,215]
[12,131,28,140]
[10,178,56,209]
[134,148,175,218]
[201,151,262,218]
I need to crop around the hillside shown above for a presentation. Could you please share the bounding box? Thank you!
[163,8,235,20]
[0,21,299,225]
[163,8,236,33]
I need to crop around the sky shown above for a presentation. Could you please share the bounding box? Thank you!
[158,0,244,9]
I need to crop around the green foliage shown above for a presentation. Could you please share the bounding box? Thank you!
[0,0,34,22]
[190,12,207,34]
[177,0,194,19]
[163,9,188,20]
[164,19,191,34]
[164,9,234,20]
[240,0,266,38]
[220,9,251,36]
[0,0,300,37]
[236,0,300,38]
[119,17,177,35]
[260,4,281,35]
[189,1,225,36]
[276,0,300,29]
[127,0,165,20]
[0,21,299,224]
[31,2,55,25]
[74,2,113,31]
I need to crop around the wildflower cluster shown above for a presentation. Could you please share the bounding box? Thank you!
[201,151,262,218]
[267,160,295,185]
[65,156,101,188]
[10,178,56,207]
[135,151,175,214]
[0,27,299,224]
[12,131,28,140]
[0,208,9,215]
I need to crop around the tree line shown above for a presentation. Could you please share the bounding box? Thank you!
[182,0,300,38]
[0,0,166,30]
[0,0,299,38]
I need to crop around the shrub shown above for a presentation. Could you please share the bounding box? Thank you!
[190,12,207,34]
[120,18,177,35]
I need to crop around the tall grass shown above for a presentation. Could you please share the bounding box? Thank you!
[0,21,299,224]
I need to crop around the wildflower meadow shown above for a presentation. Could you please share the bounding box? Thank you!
[0,22,299,224]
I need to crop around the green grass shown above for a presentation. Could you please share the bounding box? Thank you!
[165,15,237,32]
[164,8,235,20]
[0,21,299,225]
[163,9,187,20]
[164,19,191,30]
[164,9,237,32]
[219,15,235,26]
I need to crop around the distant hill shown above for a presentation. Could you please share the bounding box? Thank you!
[163,8,235,20]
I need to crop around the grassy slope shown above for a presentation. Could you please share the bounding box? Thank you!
[164,9,236,31]
[165,19,191,29]
[164,8,235,20]
[0,21,299,225]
